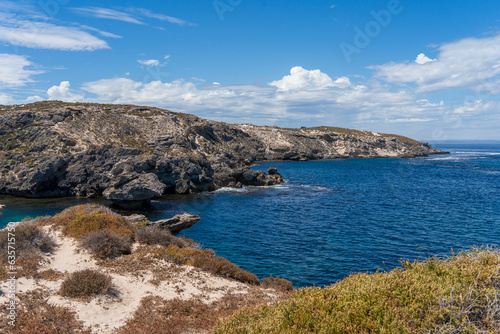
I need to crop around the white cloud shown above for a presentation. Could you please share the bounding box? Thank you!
[415,53,436,64]
[0,54,43,87]
[80,25,122,38]
[370,34,500,92]
[47,81,84,102]
[71,7,145,25]
[388,118,435,123]
[0,93,13,105]
[452,99,495,115]
[138,59,160,67]
[75,67,450,131]
[0,16,109,51]
[270,66,338,91]
[135,8,197,26]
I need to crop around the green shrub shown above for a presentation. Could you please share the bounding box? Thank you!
[215,249,500,333]
[59,269,114,299]
[79,229,132,259]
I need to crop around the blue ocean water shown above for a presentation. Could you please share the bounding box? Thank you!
[1,143,499,288]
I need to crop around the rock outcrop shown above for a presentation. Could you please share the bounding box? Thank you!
[149,213,201,235]
[0,101,446,205]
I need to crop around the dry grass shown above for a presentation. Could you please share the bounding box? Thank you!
[59,269,116,300]
[38,204,135,239]
[79,229,133,259]
[117,290,282,334]
[262,275,294,293]
[0,290,91,333]
[135,225,193,248]
[216,248,500,333]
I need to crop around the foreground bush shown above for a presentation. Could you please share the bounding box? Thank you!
[79,229,133,259]
[39,204,135,239]
[215,249,500,333]
[59,269,114,299]
[0,220,57,279]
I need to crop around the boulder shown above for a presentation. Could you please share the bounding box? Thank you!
[149,213,201,235]
[103,173,166,209]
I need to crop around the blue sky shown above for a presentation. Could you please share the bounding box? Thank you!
[1,0,499,140]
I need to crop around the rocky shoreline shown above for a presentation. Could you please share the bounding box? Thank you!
[0,101,447,208]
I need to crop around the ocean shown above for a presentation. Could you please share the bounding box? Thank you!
[1,143,499,287]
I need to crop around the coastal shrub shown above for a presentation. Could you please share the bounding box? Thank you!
[40,204,135,239]
[194,255,260,285]
[0,220,57,279]
[215,248,500,333]
[135,225,183,248]
[79,229,133,259]
[0,290,91,333]
[262,275,294,292]
[59,269,114,299]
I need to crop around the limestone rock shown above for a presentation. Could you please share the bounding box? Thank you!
[149,213,201,235]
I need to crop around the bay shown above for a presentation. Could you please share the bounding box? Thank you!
[1,143,499,287]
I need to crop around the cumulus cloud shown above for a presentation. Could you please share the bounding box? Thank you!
[415,53,436,64]
[370,34,500,92]
[0,16,109,51]
[47,81,84,102]
[270,66,338,91]
[74,66,452,131]
[0,54,43,87]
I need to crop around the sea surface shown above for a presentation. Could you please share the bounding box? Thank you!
[1,143,499,288]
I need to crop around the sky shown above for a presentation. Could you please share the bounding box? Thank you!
[0,0,499,141]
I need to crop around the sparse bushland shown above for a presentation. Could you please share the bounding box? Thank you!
[215,248,500,333]
[79,229,133,259]
[0,290,91,333]
[59,269,116,300]
[0,220,57,280]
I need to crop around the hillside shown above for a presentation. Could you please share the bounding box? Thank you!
[0,101,446,206]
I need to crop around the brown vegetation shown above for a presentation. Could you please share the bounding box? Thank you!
[59,269,115,300]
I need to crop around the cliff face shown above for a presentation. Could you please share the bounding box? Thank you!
[0,101,445,204]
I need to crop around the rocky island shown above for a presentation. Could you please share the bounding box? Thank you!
[0,101,446,208]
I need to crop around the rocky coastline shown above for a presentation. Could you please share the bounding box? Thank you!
[0,101,447,208]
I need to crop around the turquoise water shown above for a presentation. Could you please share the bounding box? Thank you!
[1,143,499,287]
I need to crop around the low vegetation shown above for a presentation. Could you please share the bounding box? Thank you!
[135,224,193,248]
[59,269,115,299]
[117,292,280,334]
[79,229,133,259]
[215,248,500,333]
[0,220,57,280]
[38,204,136,239]
[0,290,91,333]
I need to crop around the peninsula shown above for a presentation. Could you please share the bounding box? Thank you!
[0,101,446,208]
